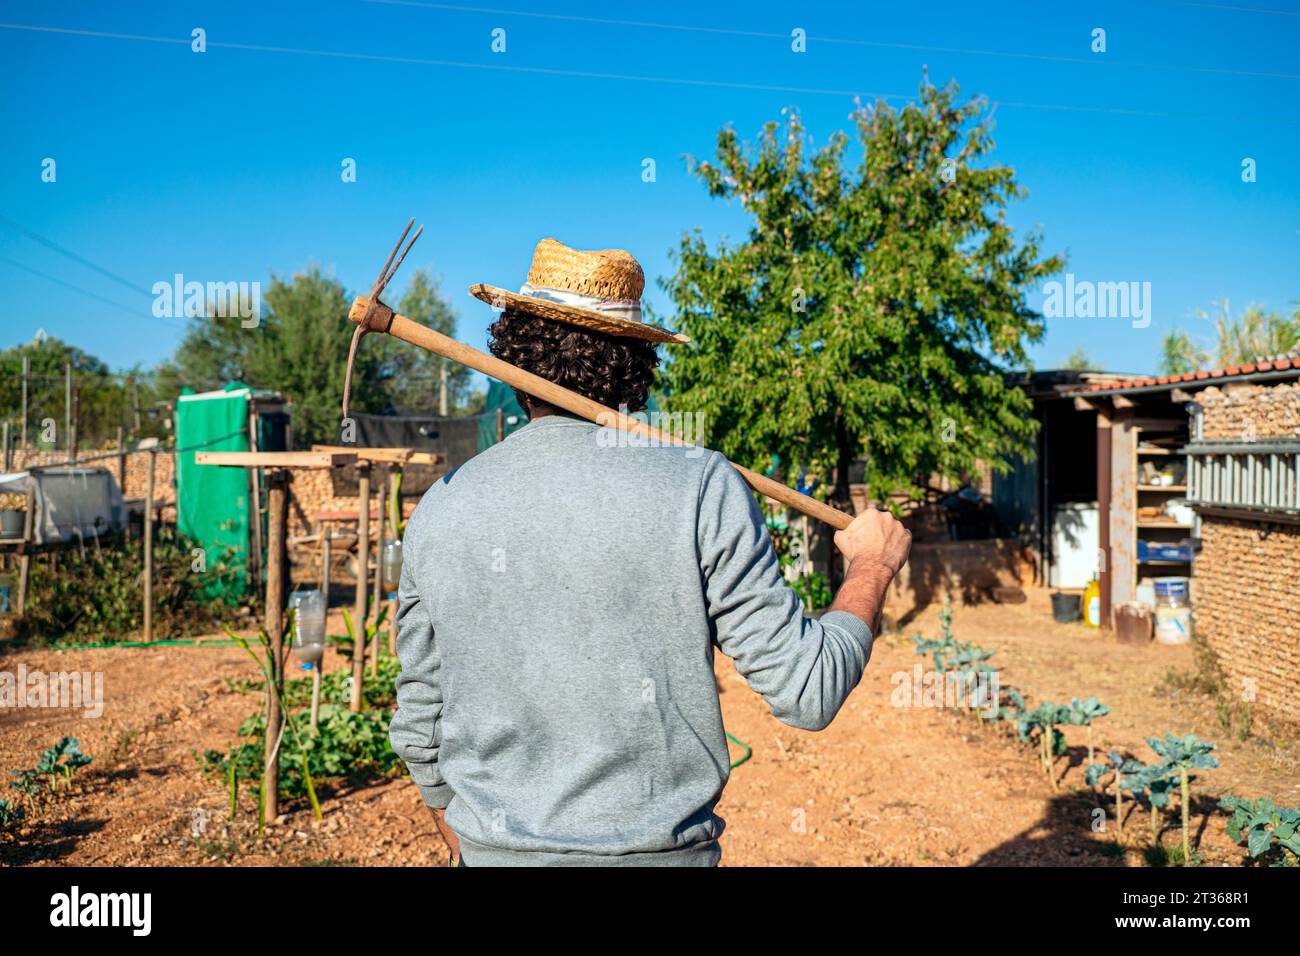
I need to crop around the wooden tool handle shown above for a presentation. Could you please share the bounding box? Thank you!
[348,297,854,532]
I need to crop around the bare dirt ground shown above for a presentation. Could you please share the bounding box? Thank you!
[2,590,1296,867]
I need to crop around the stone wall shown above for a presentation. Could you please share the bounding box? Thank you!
[1,447,177,512]
[1193,377,1300,725]
[1195,517,1299,724]
[1198,380,1300,441]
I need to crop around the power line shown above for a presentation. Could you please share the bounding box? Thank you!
[3,21,1299,126]
[0,254,145,318]
[1142,0,1300,16]
[0,214,153,296]
[363,0,1300,82]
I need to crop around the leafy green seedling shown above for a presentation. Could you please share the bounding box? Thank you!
[225,613,322,828]
[0,798,22,829]
[1065,697,1110,768]
[1147,734,1218,865]
[1086,751,1145,832]
[1021,703,1071,788]
[1131,764,1177,844]
[1220,796,1300,866]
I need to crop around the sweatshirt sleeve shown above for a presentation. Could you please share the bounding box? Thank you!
[697,452,875,732]
[388,513,454,809]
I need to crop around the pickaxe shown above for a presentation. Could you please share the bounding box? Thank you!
[341,219,854,533]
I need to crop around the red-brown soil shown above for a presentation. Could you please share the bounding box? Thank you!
[2,591,1295,867]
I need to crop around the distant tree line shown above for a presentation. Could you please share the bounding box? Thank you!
[1,267,483,452]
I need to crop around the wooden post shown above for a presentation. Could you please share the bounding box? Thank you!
[389,468,402,655]
[309,666,322,731]
[2,420,9,472]
[247,411,263,596]
[16,488,34,616]
[320,526,332,598]
[497,407,504,443]
[143,450,156,641]
[115,426,126,489]
[1096,405,1112,630]
[370,476,386,676]
[264,470,288,820]
[439,362,448,417]
[350,461,370,712]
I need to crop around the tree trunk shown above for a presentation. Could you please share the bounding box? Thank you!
[829,411,854,590]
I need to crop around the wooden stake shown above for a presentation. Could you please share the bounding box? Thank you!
[247,410,263,598]
[371,476,386,677]
[350,461,370,712]
[16,488,34,616]
[265,470,288,820]
[320,526,332,597]
[143,450,156,642]
[309,665,322,731]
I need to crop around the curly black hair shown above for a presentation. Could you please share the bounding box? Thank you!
[488,309,660,413]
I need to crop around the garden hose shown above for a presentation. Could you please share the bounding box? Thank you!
[727,732,752,769]
[43,637,241,651]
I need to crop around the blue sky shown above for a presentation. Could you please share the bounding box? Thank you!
[2,0,1297,381]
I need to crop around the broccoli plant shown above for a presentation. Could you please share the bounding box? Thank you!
[10,737,92,797]
[0,798,23,829]
[935,644,997,718]
[1220,796,1300,866]
[993,687,1031,734]
[1065,697,1110,768]
[1132,764,1178,845]
[1147,734,1218,865]
[1020,703,1071,788]
[1086,751,1146,832]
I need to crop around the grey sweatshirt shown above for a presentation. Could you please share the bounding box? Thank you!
[389,412,874,866]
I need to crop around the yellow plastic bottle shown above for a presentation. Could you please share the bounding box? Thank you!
[1082,579,1102,628]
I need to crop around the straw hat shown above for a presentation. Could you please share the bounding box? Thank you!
[470,238,689,345]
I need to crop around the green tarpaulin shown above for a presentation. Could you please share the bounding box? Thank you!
[175,383,251,599]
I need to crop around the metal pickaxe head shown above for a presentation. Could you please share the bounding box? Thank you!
[342,217,424,419]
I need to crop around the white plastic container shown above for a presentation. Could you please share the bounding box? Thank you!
[288,589,327,664]
[1153,578,1193,645]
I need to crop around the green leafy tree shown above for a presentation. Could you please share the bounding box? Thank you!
[1061,346,1097,372]
[1201,298,1300,367]
[660,81,1063,510]
[1158,328,1209,376]
[371,269,474,414]
[158,267,389,447]
[0,334,157,448]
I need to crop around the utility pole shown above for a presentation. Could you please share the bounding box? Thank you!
[64,361,72,463]
[439,361,448,417]
[70,387,80,465]
[20,355,29,449]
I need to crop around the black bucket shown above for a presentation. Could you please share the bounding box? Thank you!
[1051,592,1081,623]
